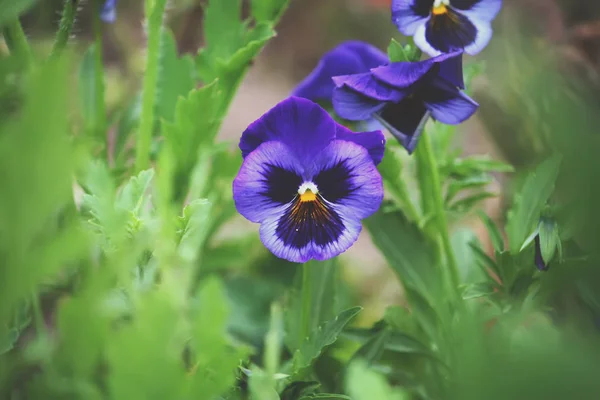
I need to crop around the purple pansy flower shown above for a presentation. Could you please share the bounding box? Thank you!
[292,41,389,103]
[332,51,478,154]
[392,0,502,56]
[101,0,118,23]
[233,97,385,263]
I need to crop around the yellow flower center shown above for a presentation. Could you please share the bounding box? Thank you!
[432,4,448,15]
[300,190,317,202]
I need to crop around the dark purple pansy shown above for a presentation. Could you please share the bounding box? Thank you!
[392,0,502,56]
[332,51,478,154]
[534,235,549,271]
[292,41,389,103]
[101,0,117,23]
[233,97,385,263]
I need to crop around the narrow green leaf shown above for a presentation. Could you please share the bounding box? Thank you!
[203,0,245,63]
[351,328,391,365]
[190,277,248,399]
[177,199,212,263]
[79,45,100,131]
[156,29,197,122]
[115,169,154,214]
[293,307,362,372]
[300,395,351,400]
[445,174,493,204]
[538,218,559,265]
[507,155,562,254]
[251,0,289,22]
[377,146,418,221]
[444,155,514,177]
[461,282,497,300]
[365,208,440,301]
[478,211,505,253]
[281,381,321,400]
[0,0,37,27]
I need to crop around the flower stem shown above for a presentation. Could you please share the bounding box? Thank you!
[135,0,168,173]
[51,0,81,59]
[299,262,312,348]
[417,130,461,296]
[3,18,34,68]
[92,3,106,143]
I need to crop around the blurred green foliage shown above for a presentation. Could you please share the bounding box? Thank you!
[1,1,600,399]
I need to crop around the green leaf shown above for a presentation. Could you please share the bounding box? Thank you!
[507,155,562,254]
[115,169,154,215]
[300,395,351,400]
[0,0,37,27]
[351,328,392,366]
[292,307,362,372]
[281,381,321,400]
[190,277,248,399]
[251,0,289,22]
[106,288,186,399]
[444,155,514,177]
[538,218,559,265]
[248,365,280,400]
[478,211,505,253]
[346,361,409,400]
[78,45,100,132]
[365,208,440,301]
[156,29,197,122]
[177,199,212,263]
[461,282,497,300]
[449,191,497,214]
[445,174,493,204]
[161,81,222,199]
[387,39,421,62]
[202,0,246,63]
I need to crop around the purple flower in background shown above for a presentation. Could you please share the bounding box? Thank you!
[101,0,118,23]
[392,0,502,56]
[332,51,477,154]
[233,97,385,263]
[292,41,389,103]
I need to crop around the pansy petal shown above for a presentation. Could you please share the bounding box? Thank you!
[451,0,502,22]
[422,78,479,124]
[239,97,336,161]
[332,86,387,121]
[292,41,388,102]
[534,235,549,271]
[233,141,303,223]
[413,22,442,57]
[335,124,386,165]
[374,98,431,154]
[258,140,382,263]
[392,0,433,35]
[332,73,406,102]
[312,140,383,219]
[463,19,493,55]
[371,51,462,89]
[438,53,465,89]
[101,0,117,23]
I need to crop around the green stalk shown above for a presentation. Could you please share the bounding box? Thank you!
[92,2,106,142]
[50,0,81,58]
[3,18,34,68]
[416,130,461,295]
[135,0,168,173]
[299,262,312,349]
